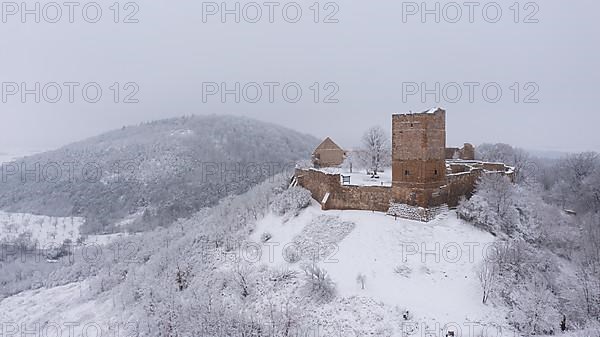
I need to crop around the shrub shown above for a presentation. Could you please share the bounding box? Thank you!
[302,264,336,302]
[283,245,301,263]
[394,265,412,277]
[269,267,298,282]
[270,187,312,216]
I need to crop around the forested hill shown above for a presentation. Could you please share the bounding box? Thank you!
[0,115,319,233]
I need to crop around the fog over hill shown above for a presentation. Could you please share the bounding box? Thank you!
[0,115,318,234]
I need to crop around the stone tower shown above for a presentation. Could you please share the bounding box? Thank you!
[391,108,446,207]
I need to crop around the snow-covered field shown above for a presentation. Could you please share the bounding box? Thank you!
[250,202,511,333]
[0,211,84,247]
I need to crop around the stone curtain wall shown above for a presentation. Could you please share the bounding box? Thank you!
[445,170,482,207]
[295,169,391,212]
[296,162,514,216]
[444,164,515,207]
[326,185,392,212]
[295,168,340,206]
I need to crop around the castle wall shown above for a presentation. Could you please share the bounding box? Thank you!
[295,168,339,205]
[327,185,392,212]
[295,169,391,212]
[296,162,514,220]
[445,170,483,207]
[444,165,515,207]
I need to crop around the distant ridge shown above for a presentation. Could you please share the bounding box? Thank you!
[0,114,319,234]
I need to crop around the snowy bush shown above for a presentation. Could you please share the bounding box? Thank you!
[507,279,561,335]
[269,267,298,282]
[302,264,336,302]
[270,187,312,217]
[283,245,301,263]
[458,174,519,237]
[230,263,256,298]
[394,265,412,278]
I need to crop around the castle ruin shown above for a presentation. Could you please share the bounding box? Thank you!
[294,108,514,221]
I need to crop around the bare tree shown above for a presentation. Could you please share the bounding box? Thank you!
[232,262,255,298]
[475,143,537,184]
[558,152,600,212]
[356,273,366,290]
[564,152,598,183]
[302,264,336,302]
[475,174,516,218]
[478,258,498,304]
[361,126,390,177]
[576,214,600,318]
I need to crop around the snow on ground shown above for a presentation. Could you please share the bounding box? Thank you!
[0,281,136,337]
[169,128,194,137]
[251,202,511,333]
[0,149,46,163]
[315,167,392,187]
[85,232,134,245]
[0,152,13,163]
[0,207,140,247]
[0,202,512,337]
[0,211,84,247]
[113,209,145,228]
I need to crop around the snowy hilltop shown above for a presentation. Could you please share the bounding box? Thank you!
[0,120,598,337]
[1,163,598,336]
[0,115,318,234]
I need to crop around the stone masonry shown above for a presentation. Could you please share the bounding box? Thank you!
[391,108,447,207]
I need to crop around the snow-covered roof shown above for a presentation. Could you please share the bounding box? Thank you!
[314,137,344,152]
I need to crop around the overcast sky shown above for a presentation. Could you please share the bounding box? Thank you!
[0,0,598,154]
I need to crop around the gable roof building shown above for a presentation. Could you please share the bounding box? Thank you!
[312,137,346,168]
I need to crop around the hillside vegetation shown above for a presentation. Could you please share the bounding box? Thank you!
[0,115,318,234]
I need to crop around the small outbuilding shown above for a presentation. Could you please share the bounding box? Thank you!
[312,137,346,168]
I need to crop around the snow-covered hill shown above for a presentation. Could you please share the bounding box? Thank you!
[2,173,595,337]
[0,115,318,234]
[0,201,514,337]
